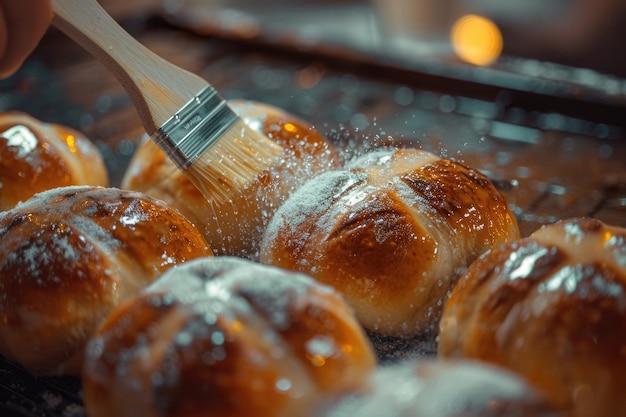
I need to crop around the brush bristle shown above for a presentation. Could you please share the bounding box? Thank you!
[184,119,284,205]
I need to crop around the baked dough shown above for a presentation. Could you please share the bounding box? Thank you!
[0,111,108,211]
[0,186,212,375]
[121,100,340,259]
[439,217,626,417]
[323,358,562,417]
[82,256,376,417]
[260,148,519,338]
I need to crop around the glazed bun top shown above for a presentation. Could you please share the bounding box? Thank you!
[438,217,626,417]
[260,148,519,338]
[323,358,562,417]
[121,99,341,259]
[0,186,212,375]
[440,217,626,360]
[0,112,108,211]
[345,148,518,252]
[82,256,376,417]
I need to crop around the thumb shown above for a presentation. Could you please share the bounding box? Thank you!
[0,4,8,72]
[0,0,53,78]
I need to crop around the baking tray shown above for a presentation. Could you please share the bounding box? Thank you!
[1,4,625,416]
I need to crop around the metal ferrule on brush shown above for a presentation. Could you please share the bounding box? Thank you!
[153,86,238,171]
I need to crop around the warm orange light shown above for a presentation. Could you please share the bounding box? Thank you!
[65,134,78,153]
[231,320,243,332]
[341,344,354,354]
[283,123,297,133]
[451,14,503,66]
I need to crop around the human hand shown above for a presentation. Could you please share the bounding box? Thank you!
[0,0,53,78]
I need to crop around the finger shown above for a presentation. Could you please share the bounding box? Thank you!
[0,0,53,78]
[0,4,8,71]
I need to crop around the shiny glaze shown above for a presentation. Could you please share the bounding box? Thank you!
[325,358,562,417]
[0,186,212,375]
[439,217,626,417]
[260,148,519,338]
[82,257,376,417]
[121,100,341,259]
[0,112,108,211]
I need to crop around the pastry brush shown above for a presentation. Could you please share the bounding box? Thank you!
[51,0,284,204]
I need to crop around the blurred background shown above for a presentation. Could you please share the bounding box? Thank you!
[372,0,626,76]
[156,0,626,77]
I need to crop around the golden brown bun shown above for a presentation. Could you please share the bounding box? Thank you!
[260,148,519,338]
[121,100,341,259]
[0,186,212,376]
[0,112,108,211]
[323,358,562,417]
[438,217,626,417]
[82,256,377,417]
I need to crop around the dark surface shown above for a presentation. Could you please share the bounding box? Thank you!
[0,357,83,417]
[1,2,625,416]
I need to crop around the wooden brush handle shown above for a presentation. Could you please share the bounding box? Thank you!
[52,0,208,134]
